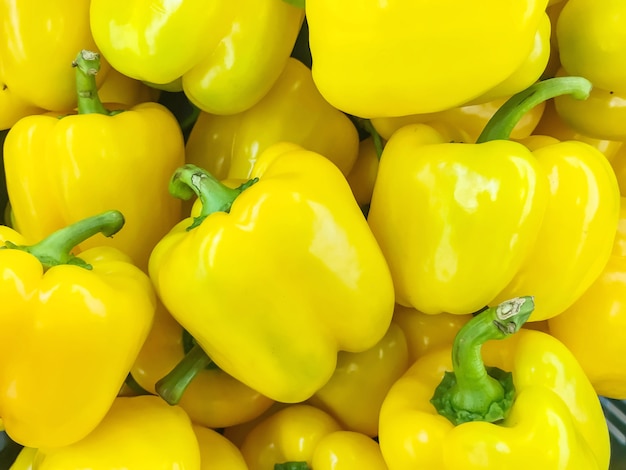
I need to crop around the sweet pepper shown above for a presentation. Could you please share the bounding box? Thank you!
[367,77,620,320]
[0,211,156,448]
[184,57,360,180]
[149,143,395,403]
[306,0,549,117]
[0,0,110,130]
[89,0,303,115]
[3,50,185,272]
[378,296,611,469]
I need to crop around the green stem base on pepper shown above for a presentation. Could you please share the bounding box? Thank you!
[430,296,535,425]
[274,462,310,470]
[155,343,214,406]
[169,163,258,230]
[72,49,122,116]
[476,76,592,143]
[1,210,124,271]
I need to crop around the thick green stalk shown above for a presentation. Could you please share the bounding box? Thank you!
[72,49,115,115]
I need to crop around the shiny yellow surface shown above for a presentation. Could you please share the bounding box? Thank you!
[150,143,395,403]
[392,305,472,364]
[492,140,621,321]
[548,198,626,399]
[311,431,389,470]
[306,0,549,117]
[8,447,36,470]
[193,425,249,470]
[185,57,359,180]
[0,227,156,448]
[3,102,185,272]
[378,329,610,469]
[367,124,549,315]
[32,395,200,469]
[240,404,342,470]
[0,0,109,128]
[131,302,274,428]
[557,0,626,94]
[308,322,409,437]
[345,137,380,207]
[90,0,303,114]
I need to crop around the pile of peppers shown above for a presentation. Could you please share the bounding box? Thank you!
[1,0,626,468]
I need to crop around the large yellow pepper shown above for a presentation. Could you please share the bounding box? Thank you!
[3,51,185,272]
[0,0,110,130]
[130,302,275,429]
[184,57,359,180]
[367,78,620,320]
[149,143,395,403]
[32,395,200,469]
[379,297,610,469]
[240,404,388,470]
[0,211,156,449]
[305,0,549,117]
[89,0,303,115]
[307,322,409,438]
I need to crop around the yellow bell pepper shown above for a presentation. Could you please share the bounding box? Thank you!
[149,143,395,403]
[548,197,626,399]
[240,404,388,470]
[96,67,161,107]
[0,0,110,130]
[8,447,36,470]
[194,425,249,470]
[89,0,303,115]
[305,0,549,117]
[345,137,381,209]
[131,301,275,428]
[184,57,359,180]
[367,77,620,320]
[0,211,156,449]
[307,322,409,438]
[31,395,200,469]
[3,50,185,272]
[379,297,610,469]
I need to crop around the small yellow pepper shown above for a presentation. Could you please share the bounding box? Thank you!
[379,297,610,469]
[89,0,303,115]
[0,211,156,448]
[307,322,409,438]
[150,144,395,403]
[306,0,549,117]
[193,425,249,470]
[310,431,388,470]
[32,395,200,469]
[184,57,359,180]
[345,137,381,209]
[131,302,274,429]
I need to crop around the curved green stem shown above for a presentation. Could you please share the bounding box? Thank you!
[155,343,214,405]
[2,210,124,271]
[274,463,310,470]
[169,164,257,230]
[430,296,534,425]
[476,76,592,143]
[72,50,115,115]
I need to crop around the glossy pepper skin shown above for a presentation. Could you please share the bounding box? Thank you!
[3,51,185,272]
[307,322,409,438]
[0,212,156,448]
[131,302,275,428]
[184,57,359,180]
[306,0,548,117]
[0,0,110,130]
[90,0,303,115]
[149,143,395,403]
[32,395,200,469]
[548,198,626,399]
[240,404,388,470]
[193,425,249,470]
[367,123,549,315]
[378,300,610,469]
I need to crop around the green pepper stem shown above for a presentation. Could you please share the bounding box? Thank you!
[476,77,592,143]
[274,463,311,470]
[169,164,257,230]
[73,49,113,115]
[430,296,535,425]
[155,343,214,405]
[2,210,124,271]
